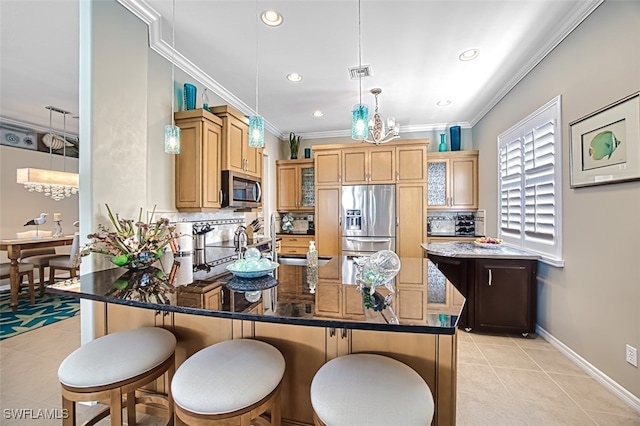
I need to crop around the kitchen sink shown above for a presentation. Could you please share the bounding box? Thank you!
[277,255,332,267]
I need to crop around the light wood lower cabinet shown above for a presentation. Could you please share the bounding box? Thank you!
[396,183,427,258]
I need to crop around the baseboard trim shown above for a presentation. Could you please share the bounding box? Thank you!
[536,325,640,414]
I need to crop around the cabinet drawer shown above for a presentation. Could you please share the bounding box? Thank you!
[280,246,308,255]
[280,235,313,248]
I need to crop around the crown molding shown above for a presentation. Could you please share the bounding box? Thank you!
[116,0,285,140]
[0,116,79,141]
[469,0,604,126]
[299,122,472,140]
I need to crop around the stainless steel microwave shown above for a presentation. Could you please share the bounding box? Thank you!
[221,171,262,208]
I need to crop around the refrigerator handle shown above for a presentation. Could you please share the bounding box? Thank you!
[396,216,399,226]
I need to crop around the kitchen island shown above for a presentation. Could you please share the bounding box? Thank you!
[48,253,462,426]
[422,241,539,336]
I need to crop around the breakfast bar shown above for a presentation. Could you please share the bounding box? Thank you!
[48,253,463,426]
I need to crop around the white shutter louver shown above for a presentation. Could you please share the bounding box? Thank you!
[497,96,562,263]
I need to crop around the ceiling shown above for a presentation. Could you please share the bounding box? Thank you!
[0,0,602,140]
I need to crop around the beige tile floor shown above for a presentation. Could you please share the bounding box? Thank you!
[1,316,639,425]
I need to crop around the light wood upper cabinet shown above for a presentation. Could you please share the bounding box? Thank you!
[174,109,223,212]
[427,151,478,210]
[314,149,342,186]
[210,105,261,179]
[396,144,428,182]
[276,159,314,212]
[342,146,395,184]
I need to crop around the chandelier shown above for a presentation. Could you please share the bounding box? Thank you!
[363,88,400,145]
[16,106,79,201]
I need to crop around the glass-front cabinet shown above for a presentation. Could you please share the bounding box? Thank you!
[276,159,315,212]
[427,151,479,211]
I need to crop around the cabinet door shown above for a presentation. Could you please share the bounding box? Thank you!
[244,144,261,178]
[314,281,341,317]
[342,284,365,319]
[396,183,426,258]
[315,186,341,255]
[315,150,342,185]
[397,145,427,182]
[226,116,246,173]
[202,121,222,208]
[450,156,478,209]
[175,120,202,209]
[342,148,368,184]
[427,159,449,209]
[396,286,427,323]
[253,322,326,425]
[474,260,536,333]
[277,164,298,211]
[368,146,395,183]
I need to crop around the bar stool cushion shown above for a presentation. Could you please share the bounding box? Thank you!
[58,327,176,388]
[311,353,434,426]
[172,339,285,415]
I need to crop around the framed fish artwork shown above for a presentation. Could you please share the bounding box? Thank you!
[569,91,640,188]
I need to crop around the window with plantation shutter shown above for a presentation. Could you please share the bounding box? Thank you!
[497,96,563,265]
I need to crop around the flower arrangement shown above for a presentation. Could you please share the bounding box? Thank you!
[81,204,175,269]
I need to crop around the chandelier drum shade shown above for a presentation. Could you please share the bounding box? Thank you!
[16,106,79,201]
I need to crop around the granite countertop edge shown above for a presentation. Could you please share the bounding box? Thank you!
[422,242,540,260]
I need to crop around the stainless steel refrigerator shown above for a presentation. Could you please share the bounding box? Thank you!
[341,184,396,256]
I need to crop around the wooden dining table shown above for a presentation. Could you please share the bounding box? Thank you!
[1,236,74,311]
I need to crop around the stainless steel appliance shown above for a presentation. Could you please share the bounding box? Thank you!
[221,171,262,209]
[341,185,396,255]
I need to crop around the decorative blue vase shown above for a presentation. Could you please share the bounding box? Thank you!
[438,134,447,152]
[184,83,197,110]
[450,126,461,151]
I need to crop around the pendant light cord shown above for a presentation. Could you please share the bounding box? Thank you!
[48,107,53,170]
[62,112,67,172]
[171,0,176,126]
[358,0,362,105]
[255,0,259,115]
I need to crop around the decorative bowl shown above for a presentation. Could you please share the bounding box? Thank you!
[226,260,279,278]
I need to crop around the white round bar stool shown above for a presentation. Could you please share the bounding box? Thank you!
[311,353,434,426]
[171,339,285,426]
[58,327,176,426]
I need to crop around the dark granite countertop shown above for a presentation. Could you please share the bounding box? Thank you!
[48,254,462,335]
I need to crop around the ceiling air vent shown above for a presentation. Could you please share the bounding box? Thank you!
[348,65,372,80]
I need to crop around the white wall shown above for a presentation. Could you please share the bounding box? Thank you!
[472,1,640,398]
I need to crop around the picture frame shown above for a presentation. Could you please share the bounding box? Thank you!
[569,92,640,188]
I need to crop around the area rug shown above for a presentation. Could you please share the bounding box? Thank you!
[0,291,79,340]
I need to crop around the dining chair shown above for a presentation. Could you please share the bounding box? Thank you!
[19,248,66,295]
[0,263,36,304]
[48,233,81,284]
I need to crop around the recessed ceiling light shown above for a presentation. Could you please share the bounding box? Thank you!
[459,49,480,61]
[287,73,303,82]
[312,111,324,117]
[436,100,452,107]
[261,10,283,26]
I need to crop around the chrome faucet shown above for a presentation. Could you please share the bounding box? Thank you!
[234,226,248,258]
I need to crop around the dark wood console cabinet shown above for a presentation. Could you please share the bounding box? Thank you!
[428,254,537,335]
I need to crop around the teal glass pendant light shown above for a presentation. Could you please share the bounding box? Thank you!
[352,104,369,140]
[164,0,180,154]
[248,0,265,148]
[351,0,368,141]
[249,115,264,147]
